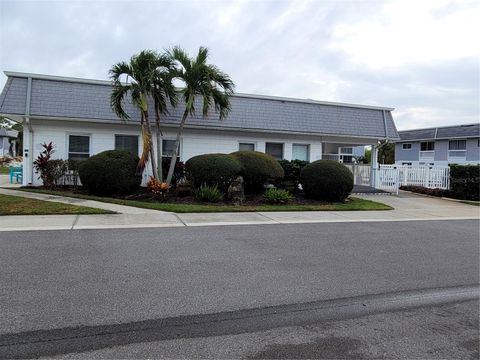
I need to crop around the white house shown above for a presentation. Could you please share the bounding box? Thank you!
[0,71,399,186]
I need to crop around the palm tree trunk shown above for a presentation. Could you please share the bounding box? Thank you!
[143,110,157,178]
[155,105,163,181]
[166,109,189,185]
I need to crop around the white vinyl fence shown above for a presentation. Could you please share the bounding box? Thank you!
[345,164,451,194]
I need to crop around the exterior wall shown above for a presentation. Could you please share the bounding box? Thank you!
[24,119,325,186]
[466,138,480,162]
[434,140,448,161]
[395,138,480,166]
[395,142,420,163]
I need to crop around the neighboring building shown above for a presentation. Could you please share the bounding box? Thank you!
[0,71,399,186]
[0,128,18,157]
[395,123,480,166]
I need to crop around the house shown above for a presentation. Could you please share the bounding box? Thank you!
[0,128,18,157]
[394,124,480,166]
[0,71,399,186]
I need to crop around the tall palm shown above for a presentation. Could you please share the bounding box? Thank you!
[110,50,176,178]
[152,54,177,180]
[165,46,235,185]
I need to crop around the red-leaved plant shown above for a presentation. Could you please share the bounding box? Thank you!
[33,142,55,188]
[147,176,170,200]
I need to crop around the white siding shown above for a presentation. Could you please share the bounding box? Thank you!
[25,120,324,186]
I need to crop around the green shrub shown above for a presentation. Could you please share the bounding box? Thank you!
[450,165,480,201]
[231,151,284,193]
[195,184,224,203]
[78,150,141,196]
[186,153,241,191]
[300,160,354,201]
[263,188,293,204]
[278,159,309,191]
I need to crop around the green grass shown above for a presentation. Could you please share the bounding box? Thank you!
[0,167,9,175]
[0,194,114,216]
[15,188,393,213]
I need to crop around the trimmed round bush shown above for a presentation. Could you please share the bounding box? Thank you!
[231,151,284,193]
[300,160,353,201]
[79,150,141,196]
[185,153,242,191]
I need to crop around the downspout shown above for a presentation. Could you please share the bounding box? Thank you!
[24,77,33,185]
[370,110,391,187]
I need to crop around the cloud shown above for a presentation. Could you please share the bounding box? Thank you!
[0,0,478,130]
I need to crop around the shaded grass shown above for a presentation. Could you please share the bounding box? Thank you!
[0,194,114,215]
[458,200,480,206]
[16,188,393,213]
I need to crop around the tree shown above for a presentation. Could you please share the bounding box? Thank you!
[165,46,235,185]
[109,50,176,179]
[378,142,395,164]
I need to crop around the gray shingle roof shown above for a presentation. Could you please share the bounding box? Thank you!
[0,72,399,139]
[398,123,479,141]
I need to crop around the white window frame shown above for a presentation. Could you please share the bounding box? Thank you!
[114,134,140,156]
[265,142,284,160]
[66,133,91,160]
[402,143,412,150]
[238,141,256,152]
[292,143,310,161]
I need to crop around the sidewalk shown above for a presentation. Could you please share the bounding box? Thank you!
[0,188,478,231]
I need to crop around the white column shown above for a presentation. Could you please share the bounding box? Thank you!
[370,145,378,187]
[22,122,32,186]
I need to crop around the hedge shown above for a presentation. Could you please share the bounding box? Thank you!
[78,150,141,196]
[186,153,241,191]
[231,151,284,193]
[449,164,480,201]
[300,160,353,201]
[278,159,309,191]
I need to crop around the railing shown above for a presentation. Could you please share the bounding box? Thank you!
[381,165,450,189]
[419,150,435,161]
[448,150,466,160]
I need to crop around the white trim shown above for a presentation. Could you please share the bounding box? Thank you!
[3,71,395,111]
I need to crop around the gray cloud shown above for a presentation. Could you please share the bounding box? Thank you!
[0,0,478,130]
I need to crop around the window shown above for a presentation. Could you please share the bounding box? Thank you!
[162,139,178,157]
[402,143,412,150]
[292,144,309,161]
[68,135,90,160]
[449,140,466,150]
[402,162,412,166]
[239,142,255,151]
[339,147,353,154]
[420,142,434,151]
[265,142,283,160]
[115,135,138,155]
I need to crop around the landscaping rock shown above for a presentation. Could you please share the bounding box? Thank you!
[227,176,245,205]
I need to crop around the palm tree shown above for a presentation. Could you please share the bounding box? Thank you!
[151,54,177,180]
[165,46,235,185]
[109,50,176,179]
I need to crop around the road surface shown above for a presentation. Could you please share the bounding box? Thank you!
[0,220,478,358]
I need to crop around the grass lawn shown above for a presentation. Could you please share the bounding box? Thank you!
[0,194,114,215]
[16,188,393,213]
[0,167,9,175]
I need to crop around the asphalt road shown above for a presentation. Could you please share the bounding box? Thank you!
[1,220,479,358]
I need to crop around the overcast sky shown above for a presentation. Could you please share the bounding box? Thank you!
[0,0,478,130]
